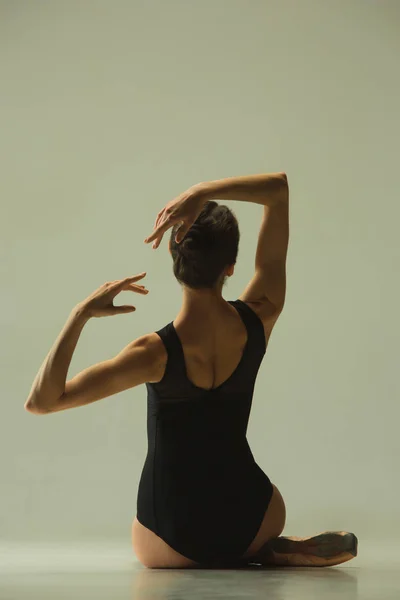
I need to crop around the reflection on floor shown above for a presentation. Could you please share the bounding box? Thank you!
[1,541,399,600]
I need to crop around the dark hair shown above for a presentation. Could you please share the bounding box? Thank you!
[169,200,240,290]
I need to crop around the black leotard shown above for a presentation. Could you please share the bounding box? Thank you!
[136,299,273,566]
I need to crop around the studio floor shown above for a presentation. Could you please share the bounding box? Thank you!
[1,541,399,599]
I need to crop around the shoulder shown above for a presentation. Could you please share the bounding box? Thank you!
[130,332,168,383]
[237,299,282,341]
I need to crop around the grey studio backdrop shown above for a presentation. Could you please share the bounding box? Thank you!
[1,0,399,556]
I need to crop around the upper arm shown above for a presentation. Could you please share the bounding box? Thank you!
[48,334,161,413]
[239,173,289,322]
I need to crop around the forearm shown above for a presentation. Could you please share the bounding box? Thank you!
[25,304,91,413]
[197,172,288,207]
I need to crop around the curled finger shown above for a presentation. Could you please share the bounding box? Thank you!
[154,209,164,230]
[145,213,175,244]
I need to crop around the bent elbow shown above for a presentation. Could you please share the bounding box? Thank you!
[279,173,289,194]
[24,399,51,415]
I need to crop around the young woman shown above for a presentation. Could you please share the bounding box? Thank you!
[25,172,357,569]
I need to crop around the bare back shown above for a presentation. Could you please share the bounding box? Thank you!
[150,173,289,389]
[148,300,276,389]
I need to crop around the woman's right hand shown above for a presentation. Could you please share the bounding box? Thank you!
[143,184,208,249]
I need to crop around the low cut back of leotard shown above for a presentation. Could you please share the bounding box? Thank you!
[136,299,274,566]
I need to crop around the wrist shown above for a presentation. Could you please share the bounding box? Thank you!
[72,303,92,323]
[193,181,215,202]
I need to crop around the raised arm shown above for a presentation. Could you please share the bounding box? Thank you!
[198,172,289,326]
[143,171,290,330]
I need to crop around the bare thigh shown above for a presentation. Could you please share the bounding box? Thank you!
[131,483,286,568]
[241,483,286,559]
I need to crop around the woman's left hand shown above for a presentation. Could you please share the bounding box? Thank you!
[77,272,149,318]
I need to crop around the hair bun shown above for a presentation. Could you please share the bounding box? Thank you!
[178,235,195,256]
[170,200,239,289]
